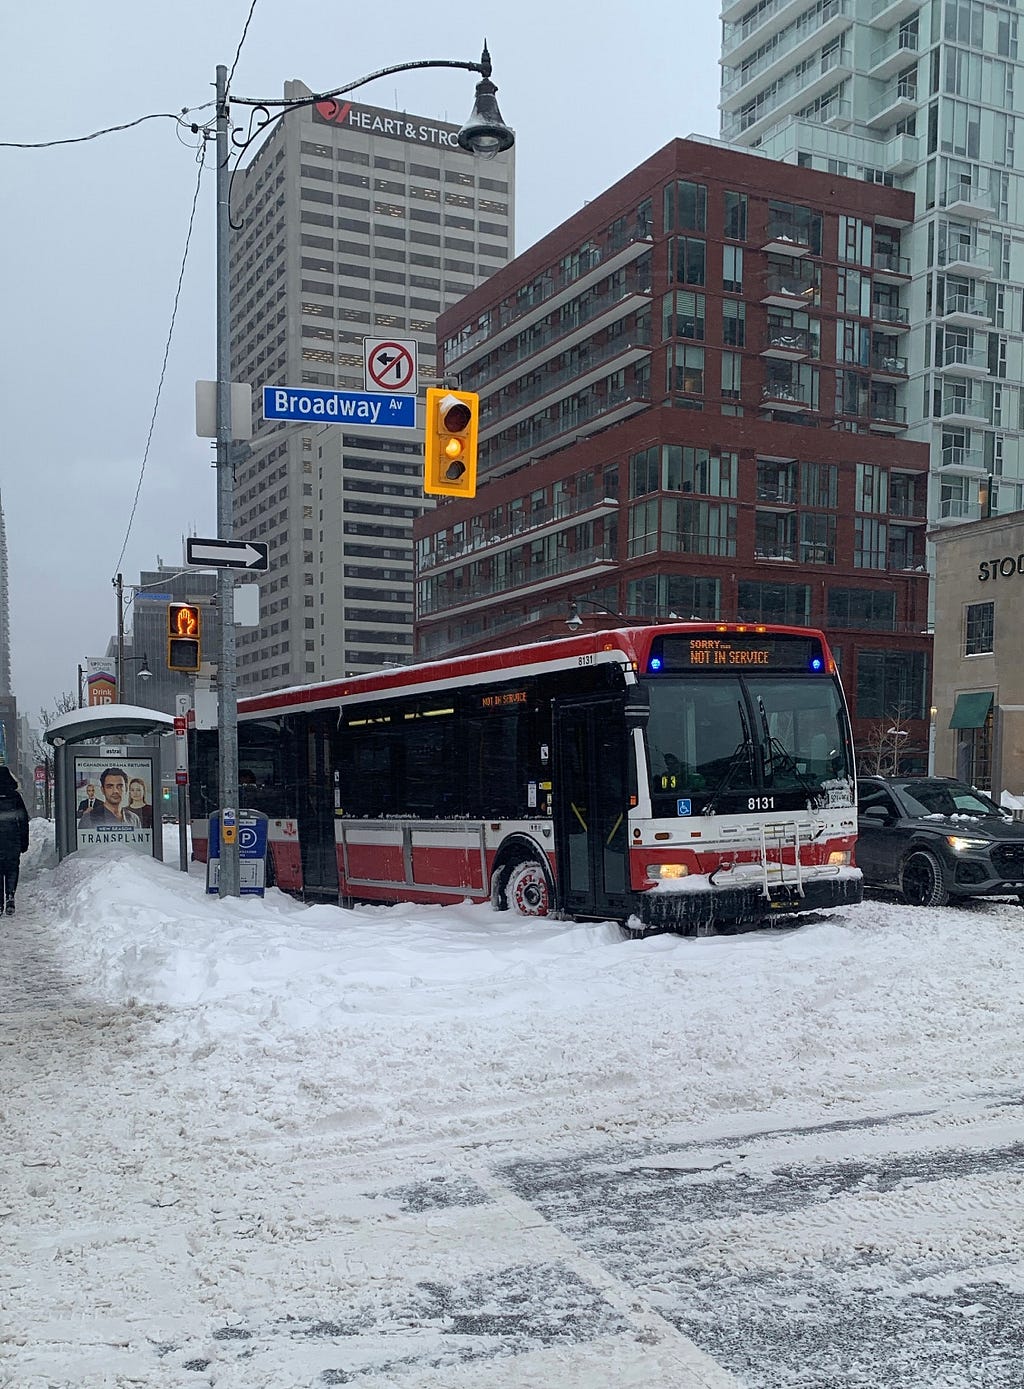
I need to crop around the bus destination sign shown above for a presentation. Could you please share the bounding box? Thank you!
[653,632,825,673]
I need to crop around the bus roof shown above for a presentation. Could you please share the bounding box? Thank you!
[237,622,830,720]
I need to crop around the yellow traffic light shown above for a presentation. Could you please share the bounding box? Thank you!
[167,603,202,673]
[424,388,479,498]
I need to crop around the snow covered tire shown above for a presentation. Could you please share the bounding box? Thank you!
[498,858,553,918]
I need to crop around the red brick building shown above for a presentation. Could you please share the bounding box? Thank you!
[415,136,932,760]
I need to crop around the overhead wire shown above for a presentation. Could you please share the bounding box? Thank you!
[227,0,260,90]
[0,104,213,149]
[112,152,206,576]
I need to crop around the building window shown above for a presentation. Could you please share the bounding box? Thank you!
[672,237,706,286]
[721,351,742,400]
[722,244,743,294]
[662,290,705,340]
[856,649,928,719]
[737,581,809,625]
[854,517,888,569]
[828,587,896,631]
[723,299,745,347]
[663,179,707,233]
[668,344,704,395]
[964,601,994,655]
[724,191,747,241]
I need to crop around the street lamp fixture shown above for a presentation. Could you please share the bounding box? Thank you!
[207,46,514,896]
[566,597,629,631]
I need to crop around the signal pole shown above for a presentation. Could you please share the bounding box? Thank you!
[214,63,240,896]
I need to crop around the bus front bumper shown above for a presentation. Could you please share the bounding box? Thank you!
[632,872,863,936]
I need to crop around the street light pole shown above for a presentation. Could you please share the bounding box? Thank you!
[215,62,240,897]
[210,47,513,897]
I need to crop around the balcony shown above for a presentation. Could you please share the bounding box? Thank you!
[941,179,995,220]
[721,47,854,144]
[470,275,652,396]
[941,445,986,475]
[868,0,922,24]
[480,332,653,439]
[868,30,920,79]
[418,492,619,576]
[940,293,992,327]
[754,544,798,562]
[938,394,988,426]
[937,345,990,378]
[872,249,911,283]
[761,381,815,413]
[872,301,910,329]
[938,242,993,278]
[868,400,908,431]
[755,483,799,507]
[761,326,817,360]
[934,499,982,526]
[884,132,919,176]
[722,0,801,25]
[418,541,619,619]
[761,216,814,257]
[444,231,652,371]
[888,497,926,522]
[870,351,908,379]
[720,0,853,108]
[482,384,650,476]
[865,78,918,130]
[761,269,819,309]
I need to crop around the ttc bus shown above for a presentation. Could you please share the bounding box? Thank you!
[189,622,862,934]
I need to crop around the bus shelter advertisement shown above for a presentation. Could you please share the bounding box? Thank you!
[74,756,155,853]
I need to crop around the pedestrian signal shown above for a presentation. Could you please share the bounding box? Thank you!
[424,388,479,498]
[167,602,202,673]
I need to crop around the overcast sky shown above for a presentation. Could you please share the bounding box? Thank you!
[1,2,722,721]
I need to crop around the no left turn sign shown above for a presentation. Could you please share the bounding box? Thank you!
[364,337,417,395]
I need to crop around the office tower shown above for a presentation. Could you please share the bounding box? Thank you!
[416,136,934,755]
[720,0,1024,532]
[229,87,514,690]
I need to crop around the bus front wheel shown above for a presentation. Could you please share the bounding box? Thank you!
[496,857,553,917]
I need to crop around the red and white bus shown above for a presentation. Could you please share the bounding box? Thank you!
[189,622,861,933]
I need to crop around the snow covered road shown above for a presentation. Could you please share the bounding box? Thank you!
[2,827,1024,1386]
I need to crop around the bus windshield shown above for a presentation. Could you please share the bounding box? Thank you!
[643,674,852,814]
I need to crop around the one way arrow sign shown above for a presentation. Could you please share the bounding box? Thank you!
[186,537,269,571]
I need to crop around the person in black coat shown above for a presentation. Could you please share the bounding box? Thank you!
[0,765,29,916]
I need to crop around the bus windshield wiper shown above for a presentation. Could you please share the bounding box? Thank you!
[757,697,816,794]
[703,701,755,815]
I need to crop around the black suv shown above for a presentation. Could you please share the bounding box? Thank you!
[857,776,1024,907]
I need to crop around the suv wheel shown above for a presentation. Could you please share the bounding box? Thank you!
[901,849,950,908]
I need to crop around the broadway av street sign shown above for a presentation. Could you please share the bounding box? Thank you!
[262,384,415,427]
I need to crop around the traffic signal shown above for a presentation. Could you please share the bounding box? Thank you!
[167,602,201,673]
[424,388,479,498]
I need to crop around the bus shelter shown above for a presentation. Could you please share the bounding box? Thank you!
[44,705,175,863]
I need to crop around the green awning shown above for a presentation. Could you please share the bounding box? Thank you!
[949,691,994,730]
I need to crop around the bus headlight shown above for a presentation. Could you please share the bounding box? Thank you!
[827,850,852,866]
[646,863,688,880]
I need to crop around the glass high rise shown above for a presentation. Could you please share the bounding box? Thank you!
[720,0,1024,534]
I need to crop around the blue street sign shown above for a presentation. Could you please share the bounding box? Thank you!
[263,385,415,427]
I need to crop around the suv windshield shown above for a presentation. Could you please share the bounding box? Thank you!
[893,780,1005,818]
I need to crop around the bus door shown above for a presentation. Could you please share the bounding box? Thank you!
[298,716,339,898]
[552,697,631,919]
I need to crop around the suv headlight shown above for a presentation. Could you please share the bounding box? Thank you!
[945,835,989,853]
